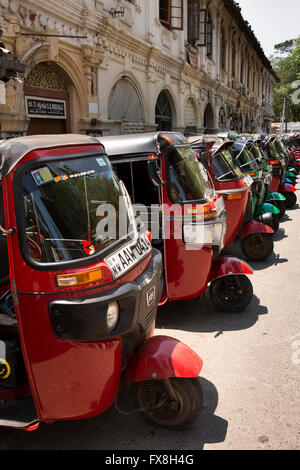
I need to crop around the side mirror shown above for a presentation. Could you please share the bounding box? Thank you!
[147,160,163,187]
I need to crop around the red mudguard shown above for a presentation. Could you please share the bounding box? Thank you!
[123,336,203,384]
[279,183,297,193]
[239,220,274,238]
[208,256,253,283]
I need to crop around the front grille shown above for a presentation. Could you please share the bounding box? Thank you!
[145,307,156,329]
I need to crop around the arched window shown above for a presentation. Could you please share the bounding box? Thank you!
[219,107,226,131]
[203,102,214,132]
[155,90,173,131]
[206,11,213,59]
[108,78,143,122]
[184,98,197,136]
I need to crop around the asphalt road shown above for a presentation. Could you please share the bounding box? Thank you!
[1,182,300,451]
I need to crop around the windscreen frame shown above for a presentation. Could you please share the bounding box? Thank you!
[13,150,135,272]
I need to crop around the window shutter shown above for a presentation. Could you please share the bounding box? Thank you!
[198,9,207,46]
[188,0,200,44]
[170,0,184,30]
[187,2,207,46]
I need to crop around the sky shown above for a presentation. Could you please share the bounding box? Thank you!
[237,0,300,58]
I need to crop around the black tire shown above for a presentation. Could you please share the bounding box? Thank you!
[282,191,297,209]
[241,233,274,261]
[268,200,286,220]
[135,377,203,429]
[268,213,279,233]
[209,274,253,313]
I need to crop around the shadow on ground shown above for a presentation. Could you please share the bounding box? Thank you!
[0,377,228,451]
[156,293,267,335]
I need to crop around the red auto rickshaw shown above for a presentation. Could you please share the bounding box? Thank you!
[262,136,297,208]
[188,136,275,261]
[99,132,254,313]
[0,134,204,431]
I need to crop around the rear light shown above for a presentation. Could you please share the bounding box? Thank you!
[268,160,281,166]
[248,171,256,176]
[225,193,242,200]
[56,267,104,288]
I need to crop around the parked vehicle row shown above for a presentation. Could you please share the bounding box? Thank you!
[0,131,298,432]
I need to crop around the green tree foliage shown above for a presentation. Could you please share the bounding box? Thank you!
[271,37,300,122]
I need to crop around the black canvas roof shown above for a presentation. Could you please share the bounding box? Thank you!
[0,134,101,180]
[187,135,233,155]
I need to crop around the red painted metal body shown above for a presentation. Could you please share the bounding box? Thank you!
[123,335,203,383]
[269,174,281,193]
[99,133,253,307]
[160,155,214,300]
[279,183,297,193]
[208,256,253,282]
[239,220,274,238]
[188,138,271,248]
[0,138,202,429]
[160,148,236,302]
[211,177,249,247]
[1,144,135,422]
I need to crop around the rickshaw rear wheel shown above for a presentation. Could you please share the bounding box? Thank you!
[283,191,297,209]
[241,233,274,261]
[209,274,253,313]
[135,377,203,429]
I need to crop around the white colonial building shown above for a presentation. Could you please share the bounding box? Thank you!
[0,0,278,139]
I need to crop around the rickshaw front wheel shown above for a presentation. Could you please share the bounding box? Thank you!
[283,191,297,209]
[268,213,279,233]
[209,274,253,313]
[241,233,274,261]
[269,200,285,220]
[135,377,203,429]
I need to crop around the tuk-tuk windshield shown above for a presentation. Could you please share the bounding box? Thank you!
[167,145,214,203]
[21,155,131,263]
[212,149,243,181]
[249,144,266,167]
[232,146,257,172]
[265,141,281,159]
[275,139,287,155]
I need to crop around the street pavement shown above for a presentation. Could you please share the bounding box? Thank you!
[1,182,300,451]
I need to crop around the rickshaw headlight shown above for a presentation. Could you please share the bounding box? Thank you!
[106,301,120,332]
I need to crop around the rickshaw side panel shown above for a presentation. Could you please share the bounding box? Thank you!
[163,235,213,301]
[159,152,214,302]
[222,189,249,247]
